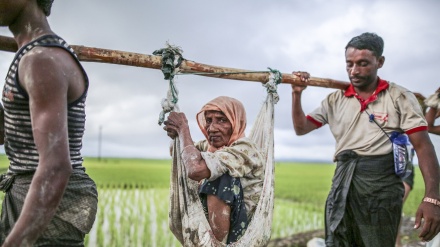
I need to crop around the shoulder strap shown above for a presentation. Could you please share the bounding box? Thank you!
[364,110,391,140]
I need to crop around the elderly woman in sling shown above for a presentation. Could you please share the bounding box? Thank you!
[163,96,264,244]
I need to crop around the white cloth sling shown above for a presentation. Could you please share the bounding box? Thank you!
[167,75,279,247]
[425,91,440,109]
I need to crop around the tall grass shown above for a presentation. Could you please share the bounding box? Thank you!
[271,199,323,239]
[86,188,179,247]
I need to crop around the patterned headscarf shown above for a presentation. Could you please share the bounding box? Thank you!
[196,96,247,152]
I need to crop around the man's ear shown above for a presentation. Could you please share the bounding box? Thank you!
[378,56,385,68]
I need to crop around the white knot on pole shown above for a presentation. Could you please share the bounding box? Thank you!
[263,67,282,104]
[154,43,184,125]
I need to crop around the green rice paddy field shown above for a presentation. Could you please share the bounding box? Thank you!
[0,156,425,246]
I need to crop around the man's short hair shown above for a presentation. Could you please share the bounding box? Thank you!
[345,32,384,58]
[36,0,54,16]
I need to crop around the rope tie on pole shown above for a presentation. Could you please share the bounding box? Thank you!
[154,43,183,125]
[264,67,282,104]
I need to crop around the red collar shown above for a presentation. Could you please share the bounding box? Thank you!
[344,78,389,112]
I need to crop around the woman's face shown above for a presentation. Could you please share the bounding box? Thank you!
[204,110,233,149]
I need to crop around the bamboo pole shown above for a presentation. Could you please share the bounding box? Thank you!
[0,35,350,89]
[0,35,17,52]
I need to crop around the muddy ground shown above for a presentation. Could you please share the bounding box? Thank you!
[267,216,428,247]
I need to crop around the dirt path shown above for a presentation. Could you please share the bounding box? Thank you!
[267,216,427,247]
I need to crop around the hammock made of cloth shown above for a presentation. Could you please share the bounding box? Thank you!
[168,87,277,247]
[425,91,440,109]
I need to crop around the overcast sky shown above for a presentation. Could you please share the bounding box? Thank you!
[1,0,439,162]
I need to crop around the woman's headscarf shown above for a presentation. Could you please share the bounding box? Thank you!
[196,96,247,152]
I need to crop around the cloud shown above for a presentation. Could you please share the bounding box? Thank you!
[1,0,439,162]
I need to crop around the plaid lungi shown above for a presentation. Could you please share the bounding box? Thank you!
[325,150,404,247]
[0,169,98,246]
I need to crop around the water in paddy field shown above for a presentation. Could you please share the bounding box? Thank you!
[0,189,323,246]
[86,189,179,247]
[85,189,323,247]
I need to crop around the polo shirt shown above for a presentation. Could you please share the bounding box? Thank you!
[307,78,427,158]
